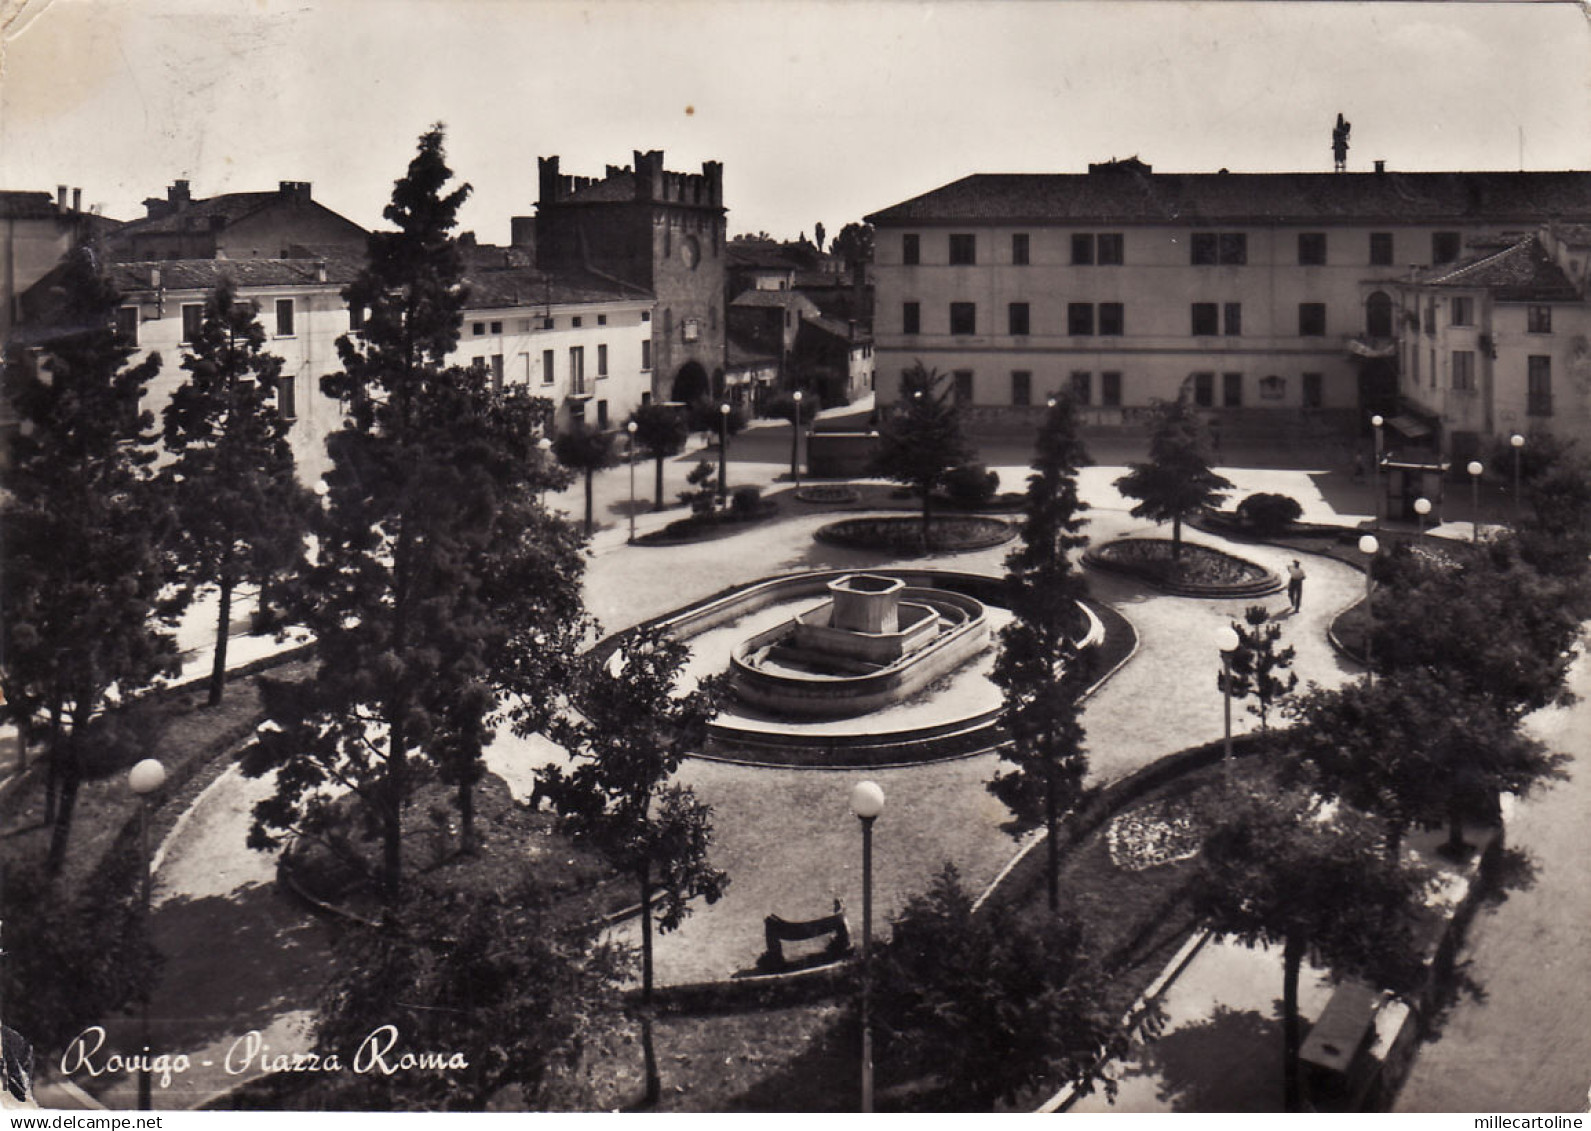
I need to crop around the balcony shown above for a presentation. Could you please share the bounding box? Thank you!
[1345,335,1398,359]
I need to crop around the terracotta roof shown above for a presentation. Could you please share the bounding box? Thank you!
[865,169,1591,227]
[803,315,871,344]
[105,255,365,293]
[1403,236,1581,301]
[726,336,777,368]
[117,191,285,236]
[730,290,820,314]
[461,266,649,309]
[0,190,60,220]
[726,241,799,270]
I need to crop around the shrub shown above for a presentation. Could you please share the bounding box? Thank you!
[678,460,718,515]
[1235,492,1303,535]
[943,462,1000,508]
[730,484,763,516]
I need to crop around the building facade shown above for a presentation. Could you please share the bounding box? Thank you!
[531,151,726,405]
[111,180,368,262]
[865,159,1591,428]
[1391,226,1591,461]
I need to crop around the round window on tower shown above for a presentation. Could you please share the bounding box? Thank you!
[682,236,701,270]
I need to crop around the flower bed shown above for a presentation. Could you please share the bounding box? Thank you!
[1083,538,1283,597]
[1107,798,1203,872]
[814,515,1015,554]
[795,484,861,505]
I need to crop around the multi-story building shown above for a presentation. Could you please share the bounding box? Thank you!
[865,157,1591,430]
[529,150,726,405]
[1391,226,1591,462]
[110,180,367,262]
[2,187,110,344]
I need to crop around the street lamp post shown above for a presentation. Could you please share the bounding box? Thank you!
[128,758,167,1111]
[627,420,639,544]
[850,780,885,1114]
[1414,496,1431,540]
[1215,623,1241,780]
[536,436,554,506]
[1510,433,1525,524]
[718,403,731,506]
[790,390,804,492]
[1467,460,1484,543]
[1358,535,1379,684]
[1370,414,1385,530]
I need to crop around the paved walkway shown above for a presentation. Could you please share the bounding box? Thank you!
[41,447,1426,1109]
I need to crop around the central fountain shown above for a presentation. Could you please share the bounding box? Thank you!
[729,573,991,719]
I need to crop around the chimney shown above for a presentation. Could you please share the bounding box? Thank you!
[169,180,191,208]
[149,267,161,288]
[57,185,68,211]
[72,188,82,213]
[1374,160,1386,174]
[278,181,311,202]
[316,260,328,283]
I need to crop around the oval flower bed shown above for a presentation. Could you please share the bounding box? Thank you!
[1084,538,1282,597]
[1107,798,1204,872]
[796,484,861,505]
[815,514,1015,554]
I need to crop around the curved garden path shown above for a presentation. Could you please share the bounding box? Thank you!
[128,460,1371,1107]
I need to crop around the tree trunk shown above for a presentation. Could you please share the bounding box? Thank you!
[653,455,666,511]
[382,729,407,905]
[42,699,63,825]
[921,487,934,549]
[1445,798,1470,856]
[584,467,596,535]
[1282,933,1304,1113]
[46,743,82,875]
[209,574,234,707]
[1172,513,1183,560]
[1387,819,1406,863]
[638,864,661,1107]
[1045,754,1060,914]
[457,775,476,855]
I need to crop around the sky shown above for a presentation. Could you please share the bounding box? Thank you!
[3,0,1590,246]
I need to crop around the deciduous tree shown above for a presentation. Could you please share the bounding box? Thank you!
[535,627,726,1107]
[628,402,688,511]
[553,422,617,535]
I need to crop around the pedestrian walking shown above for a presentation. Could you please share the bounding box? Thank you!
[1287,560,1306,613]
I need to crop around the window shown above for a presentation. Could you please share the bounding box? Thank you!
[275,299,295,337]
[490,354,504,394]
[1432,231,1462,264]
[572,316,583,329]
[1192,371,1214,407]
[1012,233,1030,266]
[472,322,485,336]
[903,301,921,334]
[597,400,609,429]
[1452,350,1475,391]
[949,302,976,335]
[1528,355,1553,415]
[181,303,204,344]
[1194,232,1246,265]
[1097,234,1124,265]
[1008,302,1030,336]
[277,374,297,420]
[640,339,651,371]
[1302,372,1323,408]
[1072,234,1094,265]
[903,233,920,265]
[1011,370,1031,406]
[349,304,366,332]
[1071,371,1092,405]
[569,346,585,391]
[115,306,139,346]
[1298,232,1327,266]
[953,370,974,404]
[1068,303,1094,336]
[1366,291,1394,338]
[598,314,608,326]
[1101,371,1122,407]
[641,310,650,322]
[1298,303,1327,336]
[1191,303,1219,336]
[1424,299,1436,335]
[542,317,556,330]
[1222,372,1243,407]
[1528,305,1553,333]
[948,233,976,265]
[520,353,531,384]
[1451,297,1474,327]
[597,343,608,377]
[1370,232,1394,266]
[472,356,485,371]
[542,349,555,384]
[490,320,503,334]
[1224,303,1242,336]
[1098,303,1124,336]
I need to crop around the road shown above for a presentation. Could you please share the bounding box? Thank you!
[1394,650,1591,1113]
